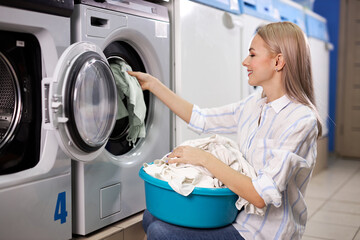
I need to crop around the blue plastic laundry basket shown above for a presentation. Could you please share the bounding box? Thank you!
[139,166,239,228]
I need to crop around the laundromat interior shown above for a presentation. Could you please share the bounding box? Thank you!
[0,0,359,239]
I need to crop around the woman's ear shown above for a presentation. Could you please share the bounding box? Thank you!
[275,53,285,71]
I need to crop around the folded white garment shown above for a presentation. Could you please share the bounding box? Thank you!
[143,135,266,216]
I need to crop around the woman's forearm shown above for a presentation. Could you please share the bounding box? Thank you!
[128,71,193,124]
[150,79,193,124]
[202,154,266,209]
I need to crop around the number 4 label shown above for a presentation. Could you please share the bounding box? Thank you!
[54,191,68,224]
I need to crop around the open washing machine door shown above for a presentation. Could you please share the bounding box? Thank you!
[42,42,117,162]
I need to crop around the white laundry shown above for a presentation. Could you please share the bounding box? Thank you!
[143,135,266,216]
[143,159,215,196]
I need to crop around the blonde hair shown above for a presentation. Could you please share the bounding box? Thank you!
[257,21,322,138]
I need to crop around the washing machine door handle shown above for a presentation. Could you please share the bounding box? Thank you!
[42,41,117,162]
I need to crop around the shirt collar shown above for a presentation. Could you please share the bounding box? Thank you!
[269,94,291,113]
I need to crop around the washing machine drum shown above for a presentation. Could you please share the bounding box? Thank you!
[0,52,21,150]
[45,42,117,161]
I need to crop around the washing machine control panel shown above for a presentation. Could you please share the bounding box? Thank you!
[76,0,169,22]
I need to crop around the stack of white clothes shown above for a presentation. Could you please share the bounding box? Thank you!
[143,135,266,216]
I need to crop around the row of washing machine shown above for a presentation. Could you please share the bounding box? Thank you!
[0,0,170,239]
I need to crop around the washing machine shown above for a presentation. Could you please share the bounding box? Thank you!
[0,1,127,239]
[304,9,332,137]
[237,0,279,99]
[172,0,243,145]
[70,0,171,235]
[273,0,307,33]
[0,1,79,239]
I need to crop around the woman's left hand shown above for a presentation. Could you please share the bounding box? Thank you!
[167,146,212,167]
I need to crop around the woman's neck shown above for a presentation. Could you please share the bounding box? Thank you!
[262,83,286,103]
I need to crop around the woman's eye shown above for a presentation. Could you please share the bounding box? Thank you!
[249,54,255,57]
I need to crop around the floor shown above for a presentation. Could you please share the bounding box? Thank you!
[72,212,145,240]
[303,155,360,240]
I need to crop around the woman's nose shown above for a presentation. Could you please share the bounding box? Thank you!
[242,57,248,67]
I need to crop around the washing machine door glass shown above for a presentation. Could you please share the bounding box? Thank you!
[46,42,117,161]
[69,53,115,150]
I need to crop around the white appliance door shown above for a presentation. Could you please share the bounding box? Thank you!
[42,42,117,162]
[309,38,329,136]
[175,0,243,145]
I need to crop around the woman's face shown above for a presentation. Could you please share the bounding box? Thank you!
[242,34,276,87]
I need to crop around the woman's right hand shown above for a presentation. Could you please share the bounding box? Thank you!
[129,70,193,124]
[127,71,159,92]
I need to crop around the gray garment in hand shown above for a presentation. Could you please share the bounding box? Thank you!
[110,59,146,145]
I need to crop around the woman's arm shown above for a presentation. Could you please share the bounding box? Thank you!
[128,71,193,124]
[168,146,266,209]
[204,154,266,208]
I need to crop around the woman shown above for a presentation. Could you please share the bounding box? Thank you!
[129,21,321,240]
